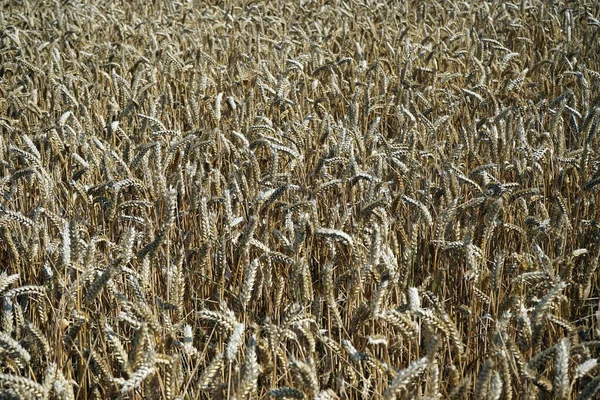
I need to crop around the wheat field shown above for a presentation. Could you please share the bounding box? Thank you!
[1,0,600,398]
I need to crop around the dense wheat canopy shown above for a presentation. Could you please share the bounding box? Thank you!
[1,0,600,398]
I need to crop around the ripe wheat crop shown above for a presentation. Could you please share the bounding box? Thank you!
[1,0,600,398]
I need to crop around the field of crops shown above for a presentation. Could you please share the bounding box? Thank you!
[1,0,600,398]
